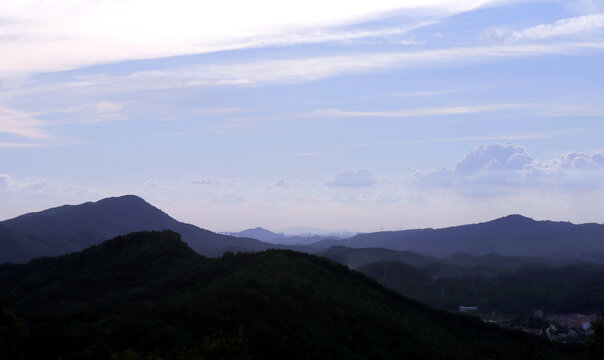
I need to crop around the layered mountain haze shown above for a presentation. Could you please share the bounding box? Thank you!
[228,227,284,242]
[2,195,604,264]
[227,227,341,245]
[318,246,567,271]
[0,195,282,262]
[312,215,604,260]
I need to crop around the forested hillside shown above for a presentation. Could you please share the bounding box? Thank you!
[0,231,582,360]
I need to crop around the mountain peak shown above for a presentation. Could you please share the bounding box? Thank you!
[0,195,275,262]
[97,194,146,203]
[94,194,153,209]
[490,214,535,225]
[234,227,281,240]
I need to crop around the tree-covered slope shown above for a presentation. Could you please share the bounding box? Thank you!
[0,231,582,360]
[359,259,604,316]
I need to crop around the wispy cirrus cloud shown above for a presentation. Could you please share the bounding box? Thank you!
[0,105,50,139]
[166,42,604,87]
[486,13,604,42]
[9,40,604,100]
[310,103,604,120]
[194,108,257,115]
[0,0,495,76]
[0,101,122,145]
[342,133,560,149]
[0,101,125,146]
[311,103,532,118]
[36,101,125,125]
[0,142,51,148]
[388,89,456,97]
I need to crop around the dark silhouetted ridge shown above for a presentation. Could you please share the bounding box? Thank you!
[310,215,604,259]
[0,195,279,262]
[3,195,178,237]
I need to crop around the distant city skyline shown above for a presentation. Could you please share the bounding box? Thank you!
[1,0,604,232]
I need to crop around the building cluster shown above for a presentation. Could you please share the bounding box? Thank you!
[519,312,598,342]
[470,307,600,343]
[545,313,598,331]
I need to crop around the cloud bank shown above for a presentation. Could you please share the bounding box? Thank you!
[411,143,604,192]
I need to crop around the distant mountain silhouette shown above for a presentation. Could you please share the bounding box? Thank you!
[0,230,581,359]
[229,226,339,245]
[0,195,279,262]
[311,215,604,259]
[229,227,284,241]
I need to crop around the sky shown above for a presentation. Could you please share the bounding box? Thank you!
[1,0,604,233]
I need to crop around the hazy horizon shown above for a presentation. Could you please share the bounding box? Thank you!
[2,0,604,232]
[2,193,602,236]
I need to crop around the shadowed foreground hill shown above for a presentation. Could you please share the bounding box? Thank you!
[0,195,277,262]
[0,231,582,360]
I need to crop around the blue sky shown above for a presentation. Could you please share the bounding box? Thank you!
[1,0,604,233]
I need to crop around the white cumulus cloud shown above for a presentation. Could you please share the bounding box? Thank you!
[411,143,604,192]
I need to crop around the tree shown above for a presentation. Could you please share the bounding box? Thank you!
[0,296,25,360]
[587,315,604,360]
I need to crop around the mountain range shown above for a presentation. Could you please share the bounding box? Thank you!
[2,195,604,264]
[226,227,339,245]
[311,214,604,260]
